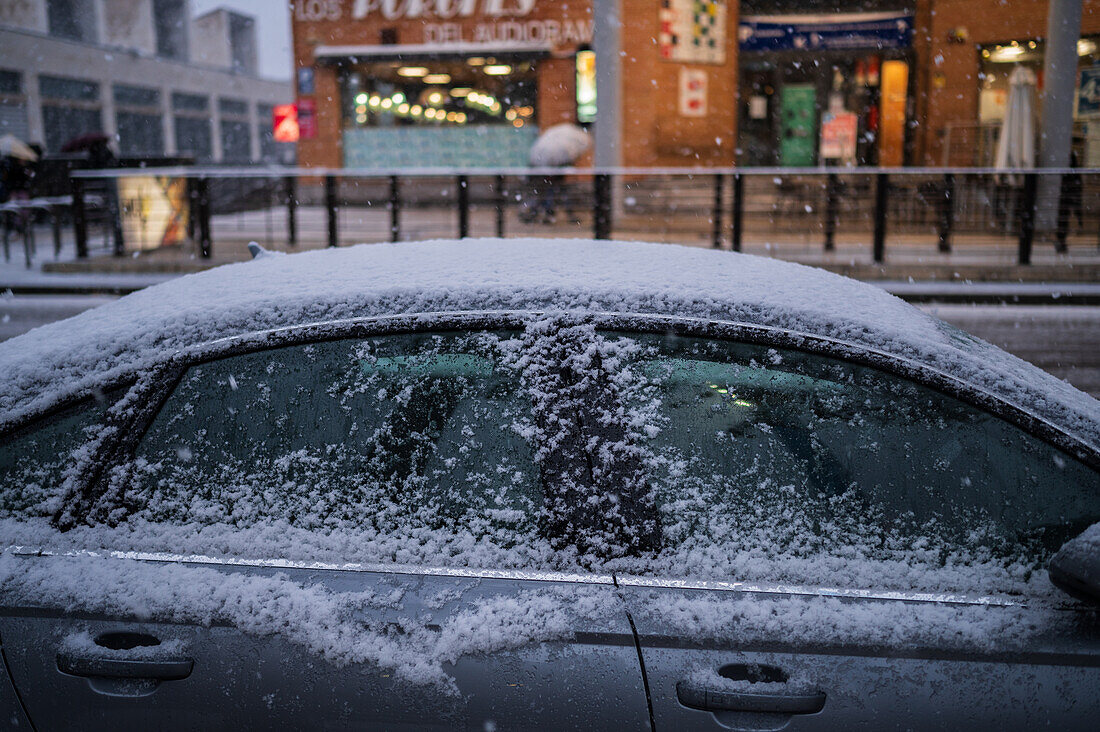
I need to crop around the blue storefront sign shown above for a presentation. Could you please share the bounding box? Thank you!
[1079,66,1100,117]
[739,12,913,52]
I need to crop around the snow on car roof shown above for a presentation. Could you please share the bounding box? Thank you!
[1,238,1097,448]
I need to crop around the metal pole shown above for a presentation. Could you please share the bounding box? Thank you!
[730,173,743,252]
[1019,172,1038,265]
[457,175,470,239]
[1037,0,1083,233]
[711,174,724,249]
[110,179,124,257]
[824,173,838,251]
[594,173,612,240]
[389,175,400,242]
[938,172,955,253]
[873,173,889,264]
[72,176,88,259]
[325,174,338,248]
[285,175,297,248]
[495,174,506,238]
[593,0,622,168]
[198,176,212,259]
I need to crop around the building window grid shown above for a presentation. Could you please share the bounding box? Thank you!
[114,85,164,157]
[172,93,213,163]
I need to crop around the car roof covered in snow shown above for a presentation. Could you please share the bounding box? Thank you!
[1,238,1097,452]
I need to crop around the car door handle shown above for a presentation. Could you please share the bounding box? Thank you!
[676,679,826,715]
[57,653,194,681]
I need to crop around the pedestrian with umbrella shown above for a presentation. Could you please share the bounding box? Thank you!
[523,123,591,223]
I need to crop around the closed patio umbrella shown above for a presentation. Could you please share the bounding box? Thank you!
[994,66,1037,176]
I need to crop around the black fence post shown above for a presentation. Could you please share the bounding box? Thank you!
[1018,172,1038,265]
[186,178,197,241]
[730,172,743,252]
[824,173,838,252]
[711,174,724,249]
[457,174,470,239]
[593,173,612,240]
[938,172,955,253]
[110,179,125,257]
[71,176,88,259]
[389,175,400,243]
[325,174,338,248]
[284,175,297,248]
[873,173,889,264]
[51,205,63,258]
[197,176,212,258]
[495,174,506,238]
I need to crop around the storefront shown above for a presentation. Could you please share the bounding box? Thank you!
[736,9,915,167]
[291,0,740,170]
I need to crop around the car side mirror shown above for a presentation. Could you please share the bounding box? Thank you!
[1048,523,1100,604]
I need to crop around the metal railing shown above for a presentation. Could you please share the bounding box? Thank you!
[67,166,1100,267]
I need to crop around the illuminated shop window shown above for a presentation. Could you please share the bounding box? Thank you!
[576,49,596,124]
[340,59,537,130]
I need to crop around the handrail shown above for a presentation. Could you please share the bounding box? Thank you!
[69,165,1098,179]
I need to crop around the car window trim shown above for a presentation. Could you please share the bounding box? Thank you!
[7,546,616,586]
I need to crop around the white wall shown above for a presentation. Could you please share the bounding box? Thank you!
[102,0,155,53]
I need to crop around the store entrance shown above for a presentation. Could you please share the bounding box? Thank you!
[738,52,911,167]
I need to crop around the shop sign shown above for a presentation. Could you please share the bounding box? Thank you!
[294,0,539,22]
[298,98,318,139]
[297,67,315,95]
[118,176,189,252]
[273,104,300,143]
[679,68,708,117]
[660,0,727,65]
[739,12,913,53]
[1079,66,1100,117]
[820,111,857,163]
[423,18,592,45]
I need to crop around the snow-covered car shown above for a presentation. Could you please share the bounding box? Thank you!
[1,239,1098,730]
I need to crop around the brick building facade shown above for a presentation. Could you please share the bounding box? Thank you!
[290,0,1100,169]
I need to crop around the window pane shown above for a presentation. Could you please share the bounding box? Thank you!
[220,118,251,162]
[42,105,102,152]
[39,75,99,102]
[0,392,122,515]
[0,70,22,95]
[114,84,160,108]
[218,98,247,117]
[173,115,212,162]
[128,334,541,544]
[116,112,164,156]
[171,92,208,112]
[618,334,1100,584]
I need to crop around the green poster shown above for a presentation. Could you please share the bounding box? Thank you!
[780,84,817,166]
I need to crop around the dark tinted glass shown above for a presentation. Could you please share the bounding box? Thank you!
[623,333,1100,560]
[0,391,123,515]
[129,334,541,537]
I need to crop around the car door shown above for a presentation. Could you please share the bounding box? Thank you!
[0,327,651,730]
[599,331,1100,730]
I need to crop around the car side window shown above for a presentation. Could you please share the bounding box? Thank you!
[612,333,1100,583]
[127,333,543,543]
[0,391,123,516]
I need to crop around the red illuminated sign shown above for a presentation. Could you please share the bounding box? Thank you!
[273,104,299,142]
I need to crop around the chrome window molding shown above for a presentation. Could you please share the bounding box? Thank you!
[7,545,1055,609]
